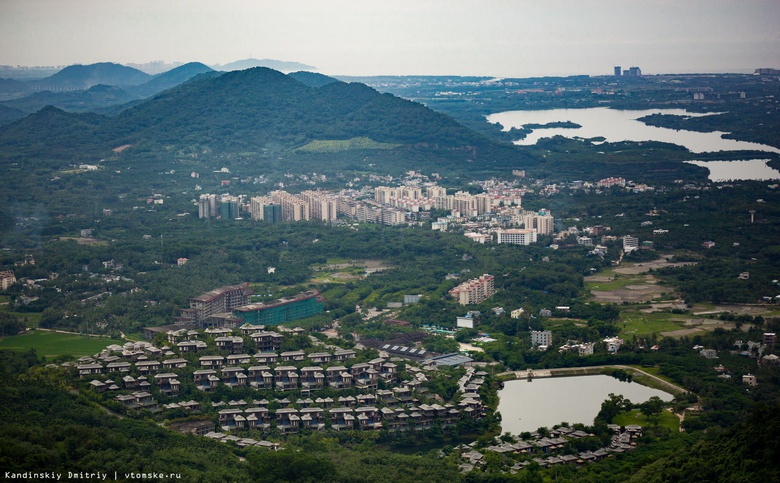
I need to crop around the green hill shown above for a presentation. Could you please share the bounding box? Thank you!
[127,62,215,98]
[0,67,536,177]
[33,62,151,90]
[97,67,520,159]
[0,84,137,114]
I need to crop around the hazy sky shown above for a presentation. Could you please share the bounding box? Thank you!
[2,0,779,76]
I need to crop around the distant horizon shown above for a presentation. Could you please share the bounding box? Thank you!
[2,1,778,78]
[0,58,771,79]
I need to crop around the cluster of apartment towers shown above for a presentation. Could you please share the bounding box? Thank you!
[614,66,642,77]
[196,183,539,227]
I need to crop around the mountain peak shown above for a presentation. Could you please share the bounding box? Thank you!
[215,58,317,73]
[36,62,151,90]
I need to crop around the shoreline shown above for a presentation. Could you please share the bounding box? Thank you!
[496,364,687,396]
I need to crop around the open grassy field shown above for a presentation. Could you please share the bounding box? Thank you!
[584,273,641,291]
[619,310,687,338]
[295,137,400,153]
[0,330,124,358]
[612,408,680,432]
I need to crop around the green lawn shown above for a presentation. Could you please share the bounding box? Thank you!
[0,330,124,358]
[619,311,687,337]
[613,408,680,432]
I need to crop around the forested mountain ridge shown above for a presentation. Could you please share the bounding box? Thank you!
[32,62,151,90]
[0,67,532,171]
[0,62,216,117]
[125,62,215,99]
[105,66,496,151]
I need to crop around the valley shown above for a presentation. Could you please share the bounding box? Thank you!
[0,65,779,481]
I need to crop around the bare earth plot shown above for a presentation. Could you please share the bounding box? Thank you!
[660,318,737,338]
[612,255,698,276]
[586,255,697,304]
[590,256,778,338]
[310,259,394,283]
[589,274,671,303]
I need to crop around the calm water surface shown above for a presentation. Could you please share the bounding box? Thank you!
[497,375,674,434]
[486,107,780,155]
[685,159,780,182]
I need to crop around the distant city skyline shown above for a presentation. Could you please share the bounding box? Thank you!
[2,0,779,77]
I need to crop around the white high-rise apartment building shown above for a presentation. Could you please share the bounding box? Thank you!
[496,229,538,245]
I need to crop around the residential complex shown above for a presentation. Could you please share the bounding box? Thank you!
[195,177,527,227]
[233,290,326,326]
[176,283,253,327]
[176,284,324,329]
[78,332,485,439]
[449,274,495,306]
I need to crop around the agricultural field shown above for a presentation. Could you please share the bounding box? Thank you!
[0,330,124,358]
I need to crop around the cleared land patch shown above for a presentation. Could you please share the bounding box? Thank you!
[310,258,393,284]
[58,236,107,246]
[586,255,695,304]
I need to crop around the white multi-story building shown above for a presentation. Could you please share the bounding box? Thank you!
[271,191,310,221]
[300,190,338,221]
[380,209,406,226]
[496,228,538,245]
[522,210,554,235]
[531,330,552,347]
[449,274,495,306]
[623,236,639,253]
[197,194,218,219]
[250,196,273,221]
[464,232,492,244]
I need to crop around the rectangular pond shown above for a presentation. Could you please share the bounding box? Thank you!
[497,374,674,434]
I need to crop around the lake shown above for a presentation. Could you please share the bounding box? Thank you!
[497,375,674,434]
[486,107,780,155]
[685,159,780,182]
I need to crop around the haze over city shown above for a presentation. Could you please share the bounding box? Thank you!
[2,0,779,77]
